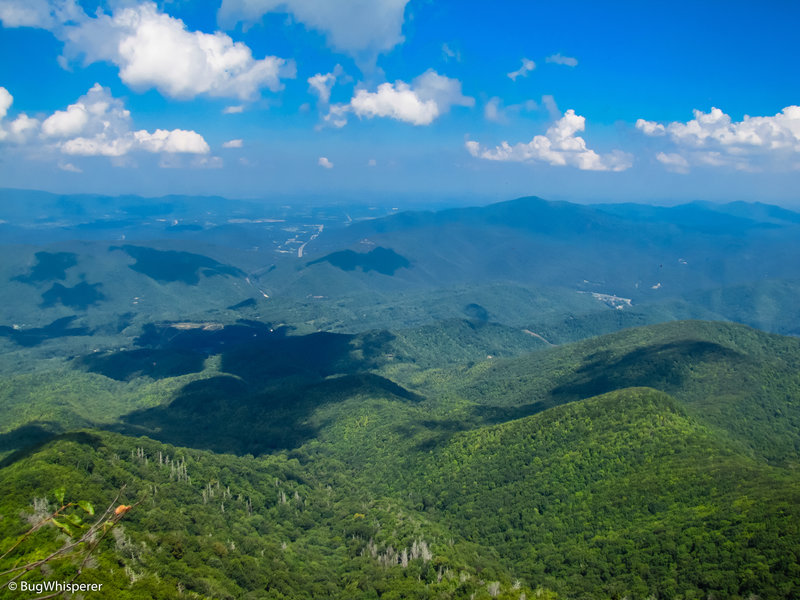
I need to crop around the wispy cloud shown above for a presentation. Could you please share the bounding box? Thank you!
[484,97,538,124]
[308,65,344,104]
[58,161,82,173]
[656,152,690,173]
[546,53,578,67]
[0,0,84,31]
[318,156,333,169]
[507,58,535,81]
[441,42,460,62]
[541,94,561,120]
[218,0,410,65]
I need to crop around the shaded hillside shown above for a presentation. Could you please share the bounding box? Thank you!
[430,320,800,464]
[111,245,244,284]
[4,193,800,600]
[0,242,260,358]
[12,251,78,283]
[307,247,410,275]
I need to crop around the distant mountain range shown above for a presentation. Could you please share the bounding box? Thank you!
[2,190,798,372]
[296,195,800,298]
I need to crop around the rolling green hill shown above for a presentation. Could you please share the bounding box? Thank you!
[420,387,800,598]
[416,320,800,465]
[2,320,800,598]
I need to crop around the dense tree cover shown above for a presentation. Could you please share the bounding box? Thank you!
[1,320,800,598]
[0,431,542,599]
[389,319,549,368]
[417,320,800,464]
[418,388,800,599]
[0,369,209,460]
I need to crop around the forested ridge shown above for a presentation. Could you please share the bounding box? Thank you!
[1,320,800,598]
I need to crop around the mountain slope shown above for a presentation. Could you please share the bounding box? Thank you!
[2,321,800,598]
[421,387,800,598]
[0,429,543,600]
[422,320,800,464]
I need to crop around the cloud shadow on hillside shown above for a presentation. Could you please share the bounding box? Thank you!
[103,324,420,455]
[472,339,745,424]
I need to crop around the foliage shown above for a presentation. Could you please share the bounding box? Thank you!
[1,486,134,599]
[0,431,542,599]
[418,387,800,599]
[424,320,800,464]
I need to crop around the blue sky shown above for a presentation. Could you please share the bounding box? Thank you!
[1,0,799,206]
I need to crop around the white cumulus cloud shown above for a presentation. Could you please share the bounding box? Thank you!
[134,129,209,154]
[318,156,333,169]
[59,2,294,100]
[466,109,632,171]
[6,113,39,142]
[2,2,293,101]
[638,106,800,171]
[508,58,535,81]
[218,0,410,62]
[350,82,438,125]
[41,101,91,138]
[222,139,243,148]
[328,70,473,127]
[0,87,40,143]
[223,105,245,114]
[635,118,665,136]
[0,87,12,120]
[1,83,210,162]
